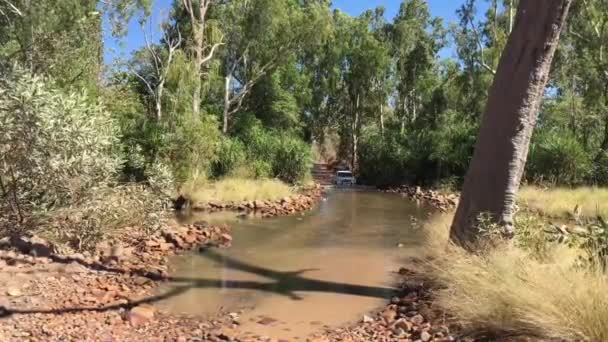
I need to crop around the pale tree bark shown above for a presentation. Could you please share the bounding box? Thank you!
[380,103,385,136]
[130,25,181,121]
[182,0,223,115]
[351,93,360,172]
[466,11,497,75]
[450,0,573,247]
[508,0,515,34]
[222,52,277,134]
[0,0,23,18]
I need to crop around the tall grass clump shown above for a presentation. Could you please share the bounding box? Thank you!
[422,213,608,341]
[519,186,608,218]
[182,177,294,204]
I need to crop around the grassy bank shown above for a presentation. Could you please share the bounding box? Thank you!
[181,177,295,203]
[422,213,608,341]
[519,186,608,218]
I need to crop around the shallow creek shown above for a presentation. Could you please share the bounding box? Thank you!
[159,190,432,340]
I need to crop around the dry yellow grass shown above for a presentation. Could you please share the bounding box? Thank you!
[181,177,294,203]
[519,186,608,219]
[423,213,608,341]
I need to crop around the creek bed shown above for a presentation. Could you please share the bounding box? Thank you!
[159,190,433,340]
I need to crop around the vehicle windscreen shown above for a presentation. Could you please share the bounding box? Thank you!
[337,171,352,177]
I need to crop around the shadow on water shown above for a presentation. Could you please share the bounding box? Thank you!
[0,246,395,318]
[165,248,397,300]
[0,190,433,341]
[159,190,432,339]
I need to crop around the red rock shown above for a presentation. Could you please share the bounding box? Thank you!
[382,307,398,323]
[220,234,232,243]
[393,319,413,332]
[183,234,197,244]
[410,314,425,325]
[257,317,278,325]
[127,305,155,326]
[145,240,160,248]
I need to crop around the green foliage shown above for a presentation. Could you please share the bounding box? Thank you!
[234,116,312,183]
[429,109,477,179]
[212,138,247,178]
[161,114,222,185]
[40,184,169,252]
[358,129,411,186]
[358,110,476,187]
[272,136,313,184]
[1,0,103,94]
[0,68,121,228]
[593,151,608,185]
[527,131,593,185]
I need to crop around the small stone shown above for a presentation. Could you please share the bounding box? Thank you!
[217,327,238,340]
[127,305,155,326]
[393,328,407,337]
[220,233,233,243]
[382,307,397,323]
[257,317,278,325]
[393,318,413,332]
[6,288,22,297]
[421,331,432,342]
[362,315,374,323]
[411,314,425,325]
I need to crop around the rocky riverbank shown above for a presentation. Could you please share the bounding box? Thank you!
[0,184,328,341]
[190,185,324,218]
[0,221,239,341]
[309,267,456,342]
[384,186,459,212]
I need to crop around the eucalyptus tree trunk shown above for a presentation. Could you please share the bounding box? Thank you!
[450,0,573,247]
[351,94,360,172]
[380,103,385,136]
[223,74,231,134]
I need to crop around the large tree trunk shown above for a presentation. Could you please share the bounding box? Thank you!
[450,0,572,247]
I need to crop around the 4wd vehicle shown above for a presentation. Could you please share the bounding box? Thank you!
[335,170,356,186]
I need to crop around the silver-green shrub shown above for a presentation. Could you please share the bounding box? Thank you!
[0,68,121,227]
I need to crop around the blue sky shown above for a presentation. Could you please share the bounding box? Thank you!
[103,0,488,64]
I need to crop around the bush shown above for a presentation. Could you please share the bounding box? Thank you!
[39,185,170,252]
[211,138,247,178]
[161,114,221,185]
[358,113,476,187]
[527,130,593,185]
[429,110,477,180]
[593,150,608,185]
[234,116,311,183]
[272,136,313,183]
[0,68,121,229]
[358,129,411,186]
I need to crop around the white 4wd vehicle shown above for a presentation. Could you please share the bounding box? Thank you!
[335,170,356,186]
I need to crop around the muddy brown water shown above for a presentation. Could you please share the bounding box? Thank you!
[159,190,432,340]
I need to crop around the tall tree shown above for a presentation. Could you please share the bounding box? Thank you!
[180,0,223,115]
[450,0,573,246]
